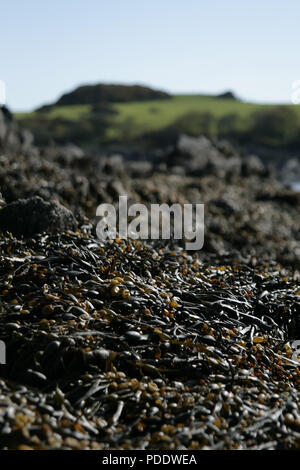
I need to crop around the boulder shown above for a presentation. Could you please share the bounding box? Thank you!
[0,196,77,237]
[169,135,241,177]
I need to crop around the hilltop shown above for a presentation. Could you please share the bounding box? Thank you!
[38,83,171,111]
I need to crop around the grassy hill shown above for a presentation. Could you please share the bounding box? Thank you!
[15,93,300,147]
[105,94,271,139]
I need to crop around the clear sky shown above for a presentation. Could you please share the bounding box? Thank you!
[1,0,299,111]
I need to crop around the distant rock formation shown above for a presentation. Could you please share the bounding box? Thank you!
[216,91,239,100]
[38,84,170,111]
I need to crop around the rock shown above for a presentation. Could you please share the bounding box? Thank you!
[0,106,36,154]
[0,107,19,151]
[0,196,77,237]
[177,135,214,163]
[20,129,35,152]
[216,91,238,100]
[56,144,85,164]
[241,154,267,177]
[168,135,241,177]
[101,154,125,176]
[280,157,300,186]
[215,139,238,157]
[43,143,84,163]
[127,160,153,177]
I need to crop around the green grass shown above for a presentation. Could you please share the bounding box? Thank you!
[106,95,256,139]
[115,94,257,124]
[16,104,91,122]
[15,94,300,142]
[107,95,300,140]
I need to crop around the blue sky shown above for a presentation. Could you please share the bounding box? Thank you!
[1,0,299,111]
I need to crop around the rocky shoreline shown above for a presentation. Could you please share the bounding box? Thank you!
[0,108,299,449]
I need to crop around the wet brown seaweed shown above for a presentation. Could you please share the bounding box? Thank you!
[0,231,299,450]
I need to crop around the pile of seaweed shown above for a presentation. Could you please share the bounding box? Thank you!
[0,231,299,450]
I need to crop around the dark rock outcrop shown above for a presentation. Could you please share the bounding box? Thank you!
[38,84,170,110]
[216,90,238,100]
[166,134,241,177]
[0,196,77,237]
